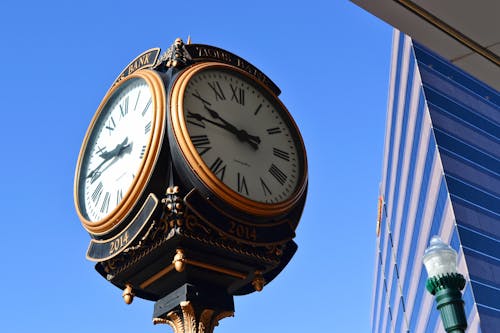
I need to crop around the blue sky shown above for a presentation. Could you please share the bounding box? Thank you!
[0,1,392,331]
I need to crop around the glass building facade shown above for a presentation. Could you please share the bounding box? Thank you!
[371,30,499,333]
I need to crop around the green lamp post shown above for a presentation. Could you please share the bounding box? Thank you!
[423,236,468,333]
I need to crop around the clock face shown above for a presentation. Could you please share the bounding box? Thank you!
[170,63,306,215]
[75,70,165,233]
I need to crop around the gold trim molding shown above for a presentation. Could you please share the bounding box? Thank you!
[173,249,247,280]
[138,249,247,290]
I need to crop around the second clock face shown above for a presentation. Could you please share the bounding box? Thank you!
[75,69,166,235]
[179,65,305,205]
[78,77,153,222]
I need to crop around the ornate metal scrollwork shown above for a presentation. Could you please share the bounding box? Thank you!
[153,301,233,333]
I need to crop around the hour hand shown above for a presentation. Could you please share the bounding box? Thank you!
[202,106,261,149]
[87,137,130,182]
[100,137,129,160]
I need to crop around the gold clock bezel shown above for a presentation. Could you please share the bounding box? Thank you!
[74,69,166,235]
[170,62,308,217]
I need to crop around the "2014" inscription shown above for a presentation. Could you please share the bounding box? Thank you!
[228,221,257,242]
[109,231,129,255]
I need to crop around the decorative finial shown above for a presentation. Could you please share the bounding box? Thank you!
[173,248,186,272]
[252,271,265,292]
[122,283,134,304]
[156,38,192,69]
[160,186,184,228]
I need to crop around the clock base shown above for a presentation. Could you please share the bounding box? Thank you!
[153,283,234,333]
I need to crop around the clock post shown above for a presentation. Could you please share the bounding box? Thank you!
[151,284,235,332]
[74,38,308,333]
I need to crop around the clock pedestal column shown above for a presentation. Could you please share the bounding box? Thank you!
[152,284,234,333]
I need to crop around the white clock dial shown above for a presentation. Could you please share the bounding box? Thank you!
[78,77,154,222]
[182,67,304,204]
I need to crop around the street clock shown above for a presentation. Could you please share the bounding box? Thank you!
[74,38,308,331]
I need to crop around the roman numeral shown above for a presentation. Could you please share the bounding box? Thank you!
[187,111,206,128]
[269,164,287,186]
[209,157,226,181]
[192,90,211,105]
[142,98,152,116]
[120,96,129,118]
[260,177,272,196]
[207,81,226,101]
[133,90,141,111]
[116,189,123,205]
[267,127,282,135]
[100,192,110,213]
[191,134,212,156]
[273,148,290,161]
[139,145,146,159]
[237,173,249,195]
[254,103,262,115]
[96,145,105,155]
[91,182,103,203]
[106,117,116,135]
[145,121,151,134]
[230,84,245,105]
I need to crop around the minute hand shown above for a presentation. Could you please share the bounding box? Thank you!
[203,105,261,148]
